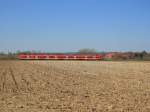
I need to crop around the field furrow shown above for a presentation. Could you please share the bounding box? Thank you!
[0,60,150,112]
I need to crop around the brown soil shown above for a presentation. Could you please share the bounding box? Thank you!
[0,60,150,112]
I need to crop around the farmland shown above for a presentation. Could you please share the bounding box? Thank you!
[0,61,150,112]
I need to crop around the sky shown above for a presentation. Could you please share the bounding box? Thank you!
[0,0,150,52]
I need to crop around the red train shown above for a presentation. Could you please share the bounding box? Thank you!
[18,54,103,60]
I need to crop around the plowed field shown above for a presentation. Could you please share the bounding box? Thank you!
[0,60,150,112]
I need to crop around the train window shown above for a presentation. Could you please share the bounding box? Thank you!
[57,56,66,58]
[68,56,74,58]
[87,56,93,58]
[20,55,27,58]
[38,55,46,58]
[29,55,35,58]
[49,56,55,58]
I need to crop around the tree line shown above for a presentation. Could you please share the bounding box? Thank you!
[0,49,150,61]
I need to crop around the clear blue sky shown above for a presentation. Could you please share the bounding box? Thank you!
[0,0,150,52]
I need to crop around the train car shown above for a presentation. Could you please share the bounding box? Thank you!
[18,54,103,60]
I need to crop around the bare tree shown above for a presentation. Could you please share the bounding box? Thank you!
[78,48,97,54]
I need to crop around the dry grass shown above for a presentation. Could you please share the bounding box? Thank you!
[0,60,150,112]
